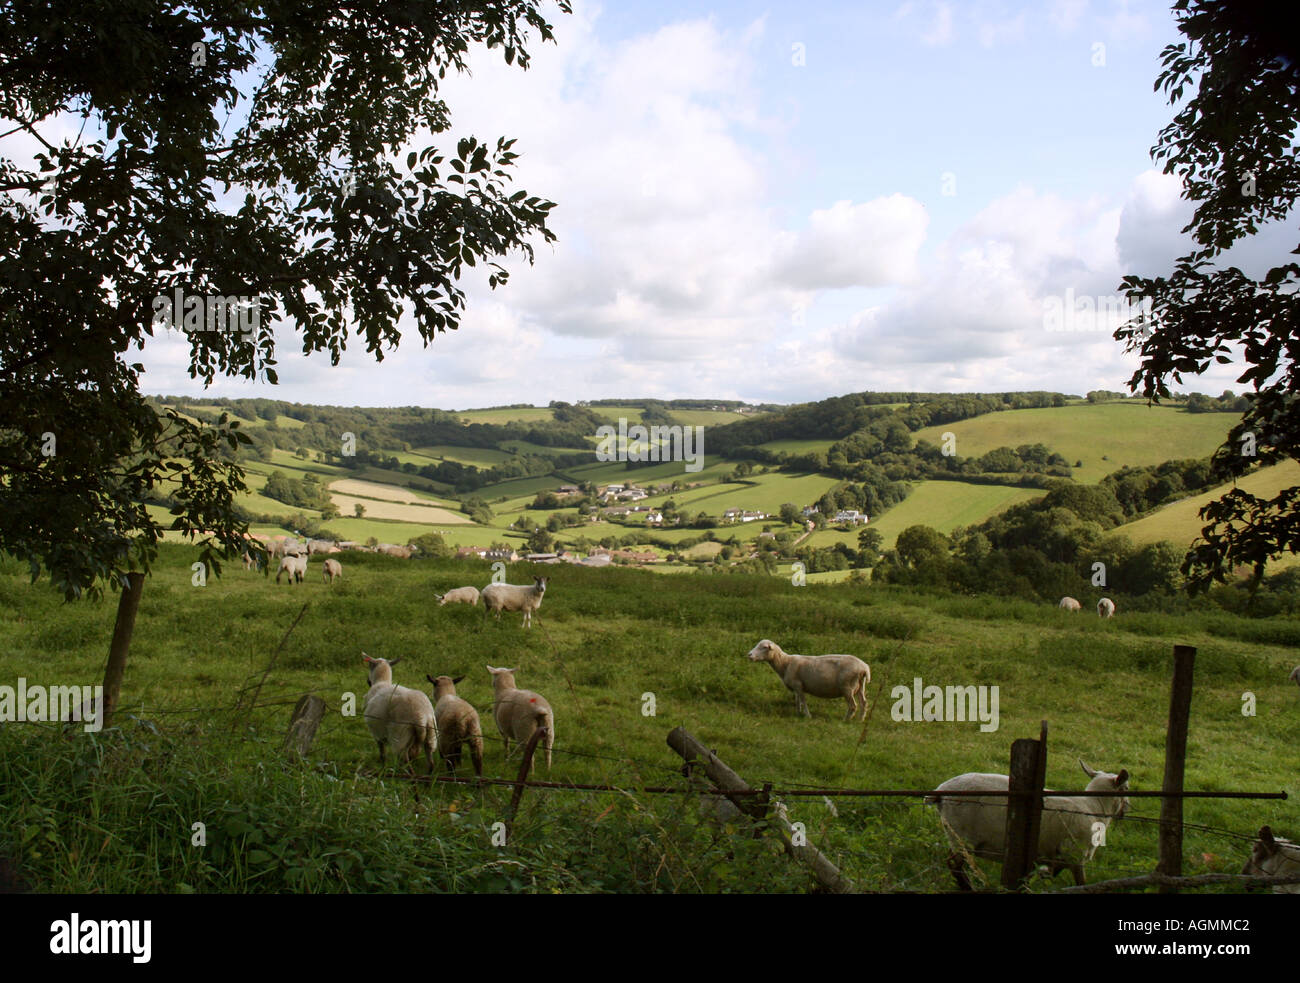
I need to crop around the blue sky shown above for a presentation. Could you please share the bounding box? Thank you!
[129,0,1289,409]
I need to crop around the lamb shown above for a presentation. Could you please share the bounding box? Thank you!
[1059,596,1081,612]
[361,654,437,773]
[1098,597,1115,618]
[1241,826,1300,893]
[926,759,1130,889]
[485,665,554,772]
[425,674,484,777]
[481,577,547,628]
[322,558,342,584]
[275,553,308,584]
[745,639,870,721]
[435,586,480,607]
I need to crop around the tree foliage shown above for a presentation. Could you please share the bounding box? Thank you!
[0,0,568,598]
[1116,0,1300,590]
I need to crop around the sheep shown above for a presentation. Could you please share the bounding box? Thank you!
[485,665,554,772]
[481,577,547,628]
[435,586,480,607]
[1290,665,1299,687]
[275,553,308,584]
[1098,597,1115,618]
[745,639,870,721]
[1241,826,1300,893]
[361,654,437,773]
[425,674,484,777]
[322,558,342,584]
[1059,596,1081,612]
[926,759,1130,889]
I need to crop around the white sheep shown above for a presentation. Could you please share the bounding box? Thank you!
[275,553,307,584]
[485,665,554,772]
[435,586,480,607]
[322,558,342,584]
[745,639,870,721]
[361,654,437,773]
[926,759,1130,888]
[1059,596,1081,612]
[1289,665,1299,687]
[425,674,484,777]
[482,577,547,628]
[1098,597,1115,618]
[1241,825,1300,893]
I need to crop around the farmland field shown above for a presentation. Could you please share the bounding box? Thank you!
[807,480,1045,550]
[1,546,1295,894]
[913,403,1233,483]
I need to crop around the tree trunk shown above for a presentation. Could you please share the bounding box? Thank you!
[101,571,145,729]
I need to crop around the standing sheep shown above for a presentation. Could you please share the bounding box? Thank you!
[1098,597,1115,618]
[482,577,547,628]
[745,639,870,721]
[322,558,342,584]
[425,674,484,777]
[361,655,437,773]
[485,665,554,772]
[435,586,480,607]
[1241,826,1300,893]
[1059,596,1081,612]
[275,553,308,584]
[926,759,1130,889]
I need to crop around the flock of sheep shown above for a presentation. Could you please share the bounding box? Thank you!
[288,553,1297,891]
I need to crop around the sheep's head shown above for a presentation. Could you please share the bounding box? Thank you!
[746,639,777,663]
[363,654,399,685]
[486,665,519,688]
[427,674,466,700]
[1241,826,1296,878]
[1080,759,1130,818]
[534,577,548,593]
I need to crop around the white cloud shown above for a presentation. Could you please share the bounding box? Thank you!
[772,196,929,290]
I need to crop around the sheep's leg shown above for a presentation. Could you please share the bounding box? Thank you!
[375,740,386,767]
[843,691,855,722]
[1069,863,1086,886]
[947,852,973,891]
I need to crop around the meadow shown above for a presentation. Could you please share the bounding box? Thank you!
[1,545,1296,893]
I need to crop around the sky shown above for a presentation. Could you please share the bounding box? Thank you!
[128,0,1294,410]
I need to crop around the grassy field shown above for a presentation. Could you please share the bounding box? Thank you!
[1,545,1295,893]
[414,445,515,468]
[759,438,838,455]
[913,404,1233,483]
[1119,460,1300,561]
[808,480,1045,550]
[453,406,555,425]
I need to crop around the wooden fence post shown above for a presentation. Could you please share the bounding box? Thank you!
[503,725,548,834]
[1157,645,1196,893]
[667,727,856,894]
[283,694,326,757]
[1001,721,1048,890]
[101,571,145,729]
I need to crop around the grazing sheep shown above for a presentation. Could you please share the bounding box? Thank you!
[1242,826,1300,893]
[482,577,548,628]
[1098,597,1115,618]
[1059,596,1081,612]
[1290,666,1299,687]
[435,586,480,607]
[485,665,554,772]
[745,639,870,721]
[361,654,437,773]
[426,674,484,777]
[322,558,342,584]
[926,759,1130,889]
[275,553,308,584]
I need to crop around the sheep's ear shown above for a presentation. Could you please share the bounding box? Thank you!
[362,654,372,664]
[452,675,465,684]
[426,674,437,684]
[1113,769,1128,786]
[388,656,402,667]
[1079,759,1097,778]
